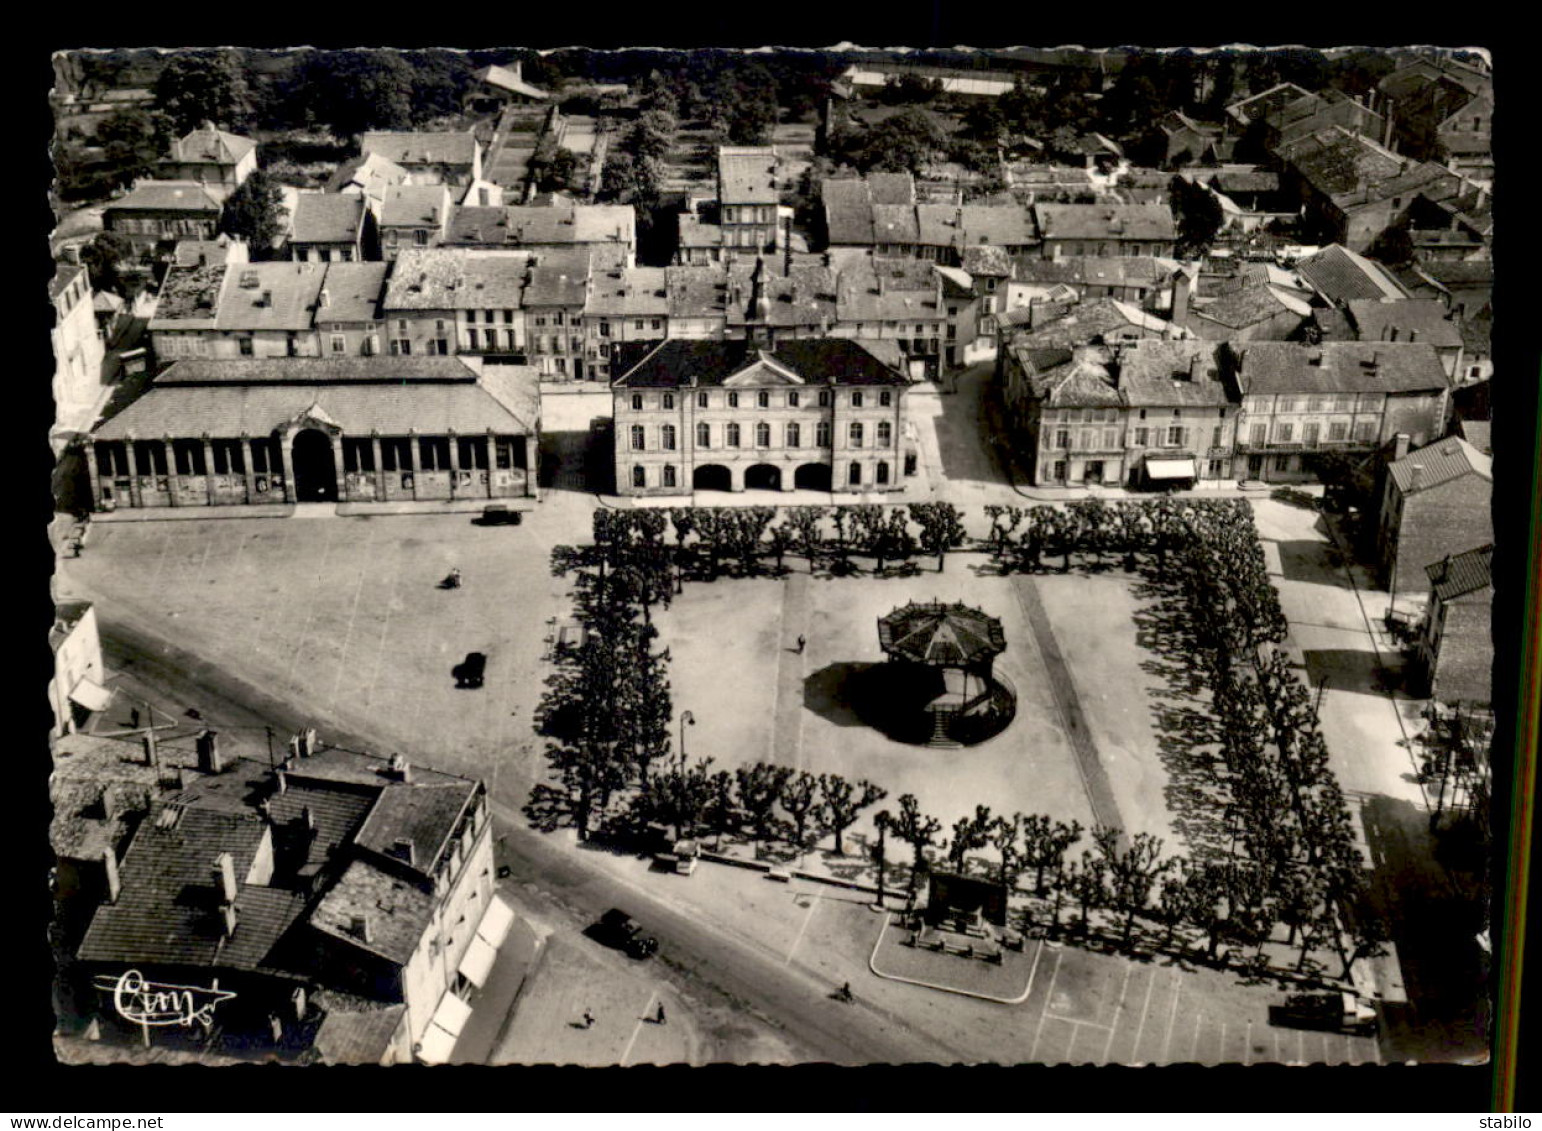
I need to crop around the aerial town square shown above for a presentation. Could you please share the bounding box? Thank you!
[46,43,1501,1070]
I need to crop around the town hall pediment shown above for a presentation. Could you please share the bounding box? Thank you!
[722,354,804,387]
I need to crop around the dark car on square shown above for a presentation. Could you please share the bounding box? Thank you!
[593,908,659,959]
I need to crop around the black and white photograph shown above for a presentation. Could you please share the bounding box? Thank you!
[42,40,1515,1081]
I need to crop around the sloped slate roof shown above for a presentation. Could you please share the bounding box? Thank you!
[77,805,301,971]
[1236,341,1450,396]
[1275,127,1404,201]
[325,151,410,198]
[1034,202,1175,242]
[169,123,256,165]
[868,172,916,205]
[317,262,388,324]
[380,184,449,228]
[383,249,529,310]
[677,212,723,248]
[1295,244,1410,303]
[822,179,875,245]
[1346,299,1463,349]
[1116,341,1233,407]
[1424,544,1493,601]
[877,601,1006,666]
[718,147,779,205]
[473,64,549,100]
[1388,435,1492,493]
[361,131,478,168]
[313,1004,406,1065]
[355,782,475,877]
[215,262,327,332]
[290,193,365,245]
[585,267,668,318]
[108,180,222,214]
[613,338,906,389]
[93,359,538,439]
[1190,283,1309,329]
[666,265,730,319]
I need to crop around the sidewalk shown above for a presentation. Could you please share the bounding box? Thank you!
[451,912,543,1064]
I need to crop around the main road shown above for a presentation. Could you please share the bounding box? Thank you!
[91,599,955,1065]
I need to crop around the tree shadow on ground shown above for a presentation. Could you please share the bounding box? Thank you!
[1128,568,1235,861]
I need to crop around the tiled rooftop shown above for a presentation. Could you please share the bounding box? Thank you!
[1424,544,1493,602]
[613,338,907,389]
[215,262,327,332]
[361,131,478,168]
[718,147,779,205]
[1235,341,1450,396]
[1388,435,1491,493]
[290,193,366,246]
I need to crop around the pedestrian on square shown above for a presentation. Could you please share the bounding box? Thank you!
[796,634,806,654]
[656,1002,666,1025]
[582,1009,595,1029]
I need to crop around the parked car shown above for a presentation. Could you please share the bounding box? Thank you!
[480,503,521,526]
[595,908,659,959]
[1271,991,1378,1036]
[454,651,487,689]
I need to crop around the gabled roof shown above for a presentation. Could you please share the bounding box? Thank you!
[868,172,916,205]
[317,261,388,323]
[1189,283,1311,330]
[961,244,1012,277]
[1274,127,1405,203]
[50,262,87,302]
[1006,297,1186,349]
[1235,341,1449,396]
[215,261,327,332]
[472,63,549,100]
[168,122,256,166]
[1387,435,1491,494]
[445,203,635,248]
[1345,299,1463,349]
[325,151,410,200]
[1033,202,1175,242]
[107,180,222,214]
[960,204,1037,247]
[310,858,435,966]
[1295,244,1410,304]
[93,357,539,440]
[379,183,450,229]
[612,338,906,389]
[1115,340,1233,407]
[821,178,876,245]
[354,781,477,879]
[77,802,303,972]
[665,265,730,320]
[836,261,941,324]
[1209,169,1280,194]
[871,203,920,244]
[382,248,529,311]
[725,263,836,328]
[1424,544,1493,602]
[361,131,478,168]
[585,267,668,318]
[718,147,779,205]
[1015,256,1178,291]
[290,193,366,246]
[524,261,590,307]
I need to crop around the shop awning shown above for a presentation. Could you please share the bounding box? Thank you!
[474,895,515,949]
[458,934,498,989]
[1146,457,1197,482]
[69,676,114,713]
[417,991,473,1064]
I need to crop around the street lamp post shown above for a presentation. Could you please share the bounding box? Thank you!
[679,710,695,773]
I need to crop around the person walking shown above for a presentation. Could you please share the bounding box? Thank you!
[796,634,806,654]
[656,1002,666,1025]
[582,1009,595,1029]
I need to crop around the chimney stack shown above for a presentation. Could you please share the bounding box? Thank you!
[302,805,316,835]
[1409,462,1424,491]
[275,768,288,793]
[387,752,412,782]
[1393,432,1410,461]
[1408,328,1417,343]
[221,902,239,938]
[141,730,159,769]
[196,729,224,774]
[213,851,238,904]
[103,848,121,904]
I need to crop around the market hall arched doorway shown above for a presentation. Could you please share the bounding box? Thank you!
[291,429,337,502]
[744,463,782,491]
[692,464,732,492]
[793,463,831,491]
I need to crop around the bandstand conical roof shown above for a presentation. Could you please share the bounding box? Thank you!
[877,601,1007,667]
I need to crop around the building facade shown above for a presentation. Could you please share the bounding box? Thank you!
[1376,436,1492,597]
[1225,341,1451,482]
[49,600,107,737]
[87,356,538,512]
[1412,545,1493,704]
[612,338,910,496]
[158,122,257,202]
[52,263,107,431]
